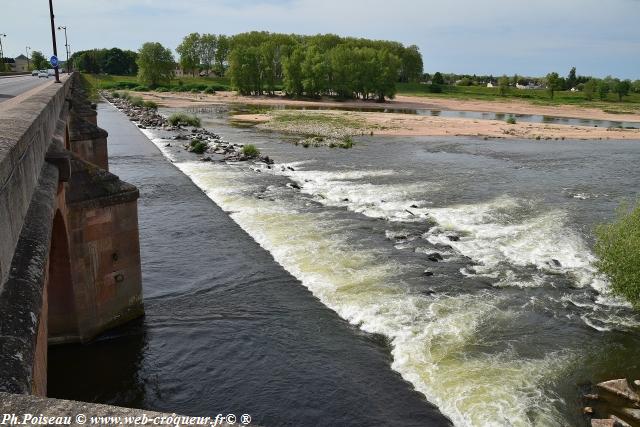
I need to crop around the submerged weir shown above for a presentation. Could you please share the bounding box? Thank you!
[107,102,640,426]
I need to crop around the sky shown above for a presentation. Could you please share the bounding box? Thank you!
[1,0,639,79]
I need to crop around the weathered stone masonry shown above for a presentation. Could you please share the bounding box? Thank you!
[0,73,143,396]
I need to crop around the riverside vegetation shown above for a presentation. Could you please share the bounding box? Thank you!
[595,202,640,309]
[253,111,382,148]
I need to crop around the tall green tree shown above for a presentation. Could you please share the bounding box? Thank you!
[598,80,610,100]
[103,48,138,75]
[215,35,230,76]
[228,46,262,95]
[432,72,444,85]
[31,50,48,70]
[136,42,174,87]
[301,46,329,98]
[176,32,201,77]
[613,79,632,102]
[567,66,577,89]
[75,50,103,74]
[328,44,354,98]
[374,49,401,101]
[498,75,510,96]
[583,79,597,101]
[545,72,562,99]
[199,34,217,74]
[283,46,305,97]
[399,45,423,82]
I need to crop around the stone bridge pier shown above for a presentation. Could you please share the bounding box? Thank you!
[0,73,143,396]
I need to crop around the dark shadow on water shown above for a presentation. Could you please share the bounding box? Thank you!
[48,317,148,407]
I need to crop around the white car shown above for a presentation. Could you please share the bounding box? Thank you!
[38,70,49,78]
[31,70,39,76]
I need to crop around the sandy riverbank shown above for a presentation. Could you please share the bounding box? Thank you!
[137,91,640,140]
[233,110,640,141]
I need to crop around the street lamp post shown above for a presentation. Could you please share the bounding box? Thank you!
[26,46,31,70]
[48,0,60,83]
[57,26,69,74]
[0,34,6,72]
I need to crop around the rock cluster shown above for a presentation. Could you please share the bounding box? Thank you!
[101,91,273,164]
[583,378,640,426]
[102,91,166,128]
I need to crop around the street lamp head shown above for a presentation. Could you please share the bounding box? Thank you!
[0,34,6,37]
[57,26,66,30]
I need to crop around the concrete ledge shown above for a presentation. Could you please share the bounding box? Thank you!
[66,155,138,209]
[0,164,59,394]
[0,393,245,427]
[0,74,72,286]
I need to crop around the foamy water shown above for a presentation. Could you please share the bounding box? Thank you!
[140,124,640,427]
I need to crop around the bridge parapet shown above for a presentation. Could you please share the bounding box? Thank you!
[0,73,143,396]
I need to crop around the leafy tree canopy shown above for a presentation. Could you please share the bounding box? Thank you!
[136,42,174,87]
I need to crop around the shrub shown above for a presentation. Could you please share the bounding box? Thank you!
[241,144,260,158]
[207,84,227,91]
[143,100,158,109]
[167,113,201,127]
[341,137,354,148]
[120,91,131,100]
[191,88,201,93]
[111,91,121,98]
[203,87,216,94]
[155,86,169,92]
[188,138,208,154]
[595,202,640,309]
[133,85,150,92]
[114,81,138,89]
[506,116,517,124]
[130,96,145,107]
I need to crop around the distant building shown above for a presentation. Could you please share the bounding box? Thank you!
[486,82,494,88]
[0,55,29,72]
[13,54,29,72]
[174,63,185,77]
[515,82,543,90]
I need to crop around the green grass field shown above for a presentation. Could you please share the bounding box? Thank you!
[396,82,640,113]
[85,74,232,93]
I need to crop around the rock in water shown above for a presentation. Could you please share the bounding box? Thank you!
[426,253,443,262]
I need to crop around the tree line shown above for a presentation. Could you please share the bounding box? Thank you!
[426,67,638,101]
[174,31,423,100]
[69,48,138,75]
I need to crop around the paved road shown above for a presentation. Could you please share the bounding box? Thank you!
[0,75,51,103]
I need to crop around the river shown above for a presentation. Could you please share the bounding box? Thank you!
[52,103,640,426]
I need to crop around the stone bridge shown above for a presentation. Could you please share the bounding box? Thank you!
[0,73,143,396]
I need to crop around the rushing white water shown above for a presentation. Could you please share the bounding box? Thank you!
[141,127,639,427]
